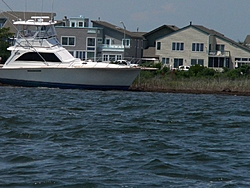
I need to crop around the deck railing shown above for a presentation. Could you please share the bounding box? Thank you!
[208,50,230,57]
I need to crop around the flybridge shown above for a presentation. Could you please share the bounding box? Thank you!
[12,16,57,40]
[14,16,56,26]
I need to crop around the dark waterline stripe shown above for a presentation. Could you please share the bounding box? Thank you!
[0,78,129,90]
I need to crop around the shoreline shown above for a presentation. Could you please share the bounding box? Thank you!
[129,87,250,96]
[0,83,250,96]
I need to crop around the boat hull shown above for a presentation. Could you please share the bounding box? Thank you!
[0,67,141,90]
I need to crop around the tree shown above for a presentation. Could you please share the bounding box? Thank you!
[0,27,13,63]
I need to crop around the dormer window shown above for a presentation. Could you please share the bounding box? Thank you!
[70,21,76,27]
[79,22,83,27]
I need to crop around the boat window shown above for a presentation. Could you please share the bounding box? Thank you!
[47,37,61,46]
[19,25,37,38]
[18,25,57,39]
[16,52,61,62]
[36,25,57,39]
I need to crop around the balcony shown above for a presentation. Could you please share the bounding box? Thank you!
[208,50,230,57]
[99,44,124,52]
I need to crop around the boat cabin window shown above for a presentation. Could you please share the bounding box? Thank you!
[18,25,57,39]
[16,52,61,62]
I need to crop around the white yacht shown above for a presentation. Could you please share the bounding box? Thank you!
[0,16,141,90]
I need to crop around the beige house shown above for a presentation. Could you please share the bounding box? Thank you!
[156,22,250,70]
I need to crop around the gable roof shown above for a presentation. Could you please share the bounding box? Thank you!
[143,24,179,37]
[158,23,250,53]
[91,20,146,38]
[191,25,250,52]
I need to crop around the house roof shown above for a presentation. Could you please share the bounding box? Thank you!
[244,35,250,44]
[158,23,250,53]
[190,24,250,52]
[143,24,179,37]
[191,25,225,37]
[91,20,146,38]
[0,11,56,33]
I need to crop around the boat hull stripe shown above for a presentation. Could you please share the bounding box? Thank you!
[0,78,130,90]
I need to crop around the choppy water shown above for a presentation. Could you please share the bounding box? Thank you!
[1,87,250,187]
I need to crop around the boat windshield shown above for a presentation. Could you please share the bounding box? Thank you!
[18,24,57,39]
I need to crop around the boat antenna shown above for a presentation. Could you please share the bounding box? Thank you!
[24,0,27,21]
[51,0,54,21]
[41,0,44,17]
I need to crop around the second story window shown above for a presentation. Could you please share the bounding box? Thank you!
[157,42,161,50]
[122,39,130,48]
[61,36,75,46]
[172,42,184,51]
[105,38,111,45]
[87,38,95,46]
[87,37,96,51]
[216,44,225,51]
[192,43,204,52]
[97,38,103,44]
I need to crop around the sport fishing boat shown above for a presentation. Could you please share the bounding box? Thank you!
[0,16,141,90]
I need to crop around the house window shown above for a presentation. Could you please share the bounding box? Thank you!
[105,38,111,45]
[117,55,122,60]
[235,57,250,67]
[78,22,83,27]
[122,39,130,48]
[172,42,184,51]
[103,55,109,61]
[87,38,96,46]
[162,57,169,64]
[157,42,161,50]
[71,21,76,27]
[216,44,225,51]
[97,38,103,44]
[76,51,86,60]
[191,59,204,66]
[87,52,95,61]
[61,36,75,46]
[192,43,204,52]
[103,54,122,62]
[109,55,116,61]
[87,38,96,51]
[208,57,229,68]
[174,58,183,68]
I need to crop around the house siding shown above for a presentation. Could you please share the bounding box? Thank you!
[156,27,208,67]
[55,27,102,61]
[214,37,250,68]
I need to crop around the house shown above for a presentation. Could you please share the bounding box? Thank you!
[92,20,145,62]
[56,17,146,62]
[143,24,178,60]
[55,15,102,61]
[155,22,250,70]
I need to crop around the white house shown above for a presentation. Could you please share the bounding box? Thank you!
[155,22,250,70]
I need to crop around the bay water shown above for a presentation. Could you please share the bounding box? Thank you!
[0,87,250,187]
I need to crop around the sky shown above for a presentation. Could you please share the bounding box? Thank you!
[1,0,250,42]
